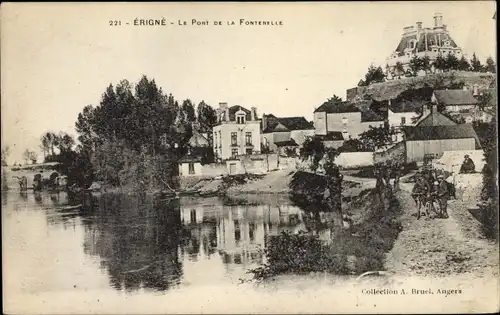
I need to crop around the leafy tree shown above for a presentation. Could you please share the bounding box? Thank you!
[75,105,98,154]
[394,62,405,79]
[457,56,471,71]
[359,126,391,151]
[470,53,483,72]
[300,136,325,172]
[364,65,386,86]
[23,149,37,164]
[180,99,196,124]
[421,55,431,74]
[445,53,459,71]
[486,56,496,73]
[56,132,75,153]
[327,95,343,103]
[432,53,446,72]
[197,101,217,131]
[409,56,421,75]
[480,118,498,239]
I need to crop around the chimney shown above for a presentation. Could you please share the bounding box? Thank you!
[250,106,257,121]
[473,85,479,96]
[432,104,438,113]
[416,21,422,30]
[262,113,267,131]
[434,13,443,28]
[219,102,229,122]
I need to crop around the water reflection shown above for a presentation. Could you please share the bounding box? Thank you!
[4,191,337,295]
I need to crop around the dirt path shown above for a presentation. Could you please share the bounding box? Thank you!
[384,182,498,278]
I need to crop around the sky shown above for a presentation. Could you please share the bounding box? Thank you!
[1,2,496,164]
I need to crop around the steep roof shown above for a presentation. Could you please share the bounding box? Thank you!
[433,90,479,105]
[228,105,252,121]
[394,29,459,57]
[404,124,479,143]
[262,114,314,132]
[278,117,315,130]
[315,131,344,141]
[275,139,299,147]
[361,109,385,122]
[179,153,203,163]
[415,109,456,127]
[188,130,209,148]
[314,101,360,113]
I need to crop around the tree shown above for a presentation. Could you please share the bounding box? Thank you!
[364,65,386,86]
[432,53,446,73]
[327,95,343,103]
[485,56,496,73]
[1,145,9,166]
[57,132,75,152]
[444,53,459,71]
[458,55,471,71]
[23,149,37,164]
[470,53,483,72]
[394,62,405,79]
[300,136,325,172]
[409,56,422,75]
[180,99,196,124]
[197,101,217,131]
[359,126,391,151]
[421,55,431,74]
[477,91,493,110]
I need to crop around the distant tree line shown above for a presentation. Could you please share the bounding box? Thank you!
[359,53,496,86]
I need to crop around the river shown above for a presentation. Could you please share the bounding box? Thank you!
[3,190,495,314]
[2,190,354,313]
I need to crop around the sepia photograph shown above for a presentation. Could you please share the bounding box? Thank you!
[1,2,498,314]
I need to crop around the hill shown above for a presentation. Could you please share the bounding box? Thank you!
[348,71,496,103]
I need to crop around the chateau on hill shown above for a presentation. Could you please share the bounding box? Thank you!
[386,13,463,78]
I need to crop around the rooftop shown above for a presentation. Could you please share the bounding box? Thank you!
[433,90,479,105]
[315,131,344,141]
[262,114,314,133]
[314,101,361,114]
[404,124,480,144]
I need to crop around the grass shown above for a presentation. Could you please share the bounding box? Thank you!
[248,191,404,280]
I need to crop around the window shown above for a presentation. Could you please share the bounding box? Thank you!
[213,132,217,148]
[236,114,246,124]
[188,163,195,174]
[231,148,239,158]
[401,117,406,125]
[245,132,252,145]
[219,131,222,148]
[246,148,253,155]
[231,132,237,146]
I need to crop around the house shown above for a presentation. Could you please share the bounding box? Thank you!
[260,114,315,153]
[387,99,421,129]
[431,89,479,113]
[314,101,369,139]
[212,103,261,160]
[314,131,345,149]
[386,13,464,77]
[178,153,203,177]
[403,124,480,163]
[415,104,457,126]
[188,129,210,148]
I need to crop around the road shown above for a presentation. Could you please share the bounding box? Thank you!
[384,180,499,278]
